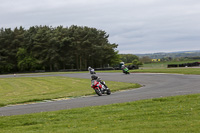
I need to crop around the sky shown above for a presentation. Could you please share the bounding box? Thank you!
[1,0,200,54]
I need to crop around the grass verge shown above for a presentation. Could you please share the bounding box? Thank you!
[140,60,200,69]
[131,68,200,75]
[0,94,200,132]
[0,76,141,107]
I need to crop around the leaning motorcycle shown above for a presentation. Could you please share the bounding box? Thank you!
[90,69,96,74]
[91,80,111,96]
[123,67,130,74]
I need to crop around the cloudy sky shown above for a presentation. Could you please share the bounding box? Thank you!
[1,0,200,54]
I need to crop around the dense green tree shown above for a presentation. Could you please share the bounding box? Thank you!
[54,26,74,69]
[0,27,25,73]
[17,48,38,71]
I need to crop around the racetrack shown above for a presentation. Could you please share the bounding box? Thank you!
[1,72,200,116]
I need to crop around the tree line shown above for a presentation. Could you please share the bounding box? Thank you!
[0,25,120,73]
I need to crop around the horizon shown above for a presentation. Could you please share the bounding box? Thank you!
[120,49,200,55]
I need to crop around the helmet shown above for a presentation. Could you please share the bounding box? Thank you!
[91,75,98,80]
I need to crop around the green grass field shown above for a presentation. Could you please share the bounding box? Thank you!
[0,94,200,133]
[0,76,141,107]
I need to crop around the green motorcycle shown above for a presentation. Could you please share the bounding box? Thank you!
[123,67,130,74]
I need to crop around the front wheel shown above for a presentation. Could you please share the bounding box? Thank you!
[95,88,102,96]
[107,88,111,95]
[125,71,130,74]
[90,71,96,74]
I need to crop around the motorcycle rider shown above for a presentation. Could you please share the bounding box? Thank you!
[91,75,109,90]
[121,65,129,74]
[88,66,95,74]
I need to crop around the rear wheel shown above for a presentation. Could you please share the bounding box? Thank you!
[95,88,102,96]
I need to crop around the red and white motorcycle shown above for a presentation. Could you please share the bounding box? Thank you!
[91,80,111,96]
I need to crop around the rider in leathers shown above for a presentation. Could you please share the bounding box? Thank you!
[91,75,108,90]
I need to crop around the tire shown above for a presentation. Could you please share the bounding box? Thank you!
[95,88,102,96]
[125,71,129,74]
[107,88,111,95]
[90,71,96,74]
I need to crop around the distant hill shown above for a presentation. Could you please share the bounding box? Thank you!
[136,50,200,59]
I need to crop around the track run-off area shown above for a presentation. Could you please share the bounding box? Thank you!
[1,72,200,116]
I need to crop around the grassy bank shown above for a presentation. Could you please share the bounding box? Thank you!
[140,60,200,69]
[0,94,200,132]
[0,76,141,107]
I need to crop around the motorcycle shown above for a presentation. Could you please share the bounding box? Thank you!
[123,67,130,74]
[91,80,111,96]
[90,69,96,74]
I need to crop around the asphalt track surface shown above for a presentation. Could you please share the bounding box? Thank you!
[1,72,200,116]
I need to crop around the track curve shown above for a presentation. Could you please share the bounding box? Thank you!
[1,73,200,116]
